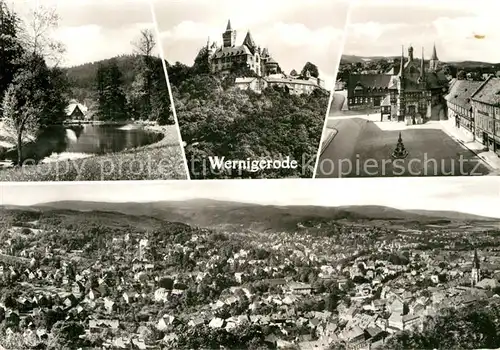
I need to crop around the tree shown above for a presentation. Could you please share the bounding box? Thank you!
[192,46,210,75]
[2,54,51,165]
[50,321,85,349]
[20,4,65,65]
[457,70,466,80]
[301,62,319,78]
[0,1,24,98]
[96,60,128,121]
[130,29,173,124]
[130,29,156,120]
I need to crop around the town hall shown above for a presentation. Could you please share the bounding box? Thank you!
[347,44,449,123]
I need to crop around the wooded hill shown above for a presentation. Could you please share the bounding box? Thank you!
[63,54,167,102]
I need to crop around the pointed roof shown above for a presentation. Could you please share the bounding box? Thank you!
[398,45,405,77]
[473,249,480,269]
[431,43,438,61]
[242,31,256,49]
[226,19,232,31]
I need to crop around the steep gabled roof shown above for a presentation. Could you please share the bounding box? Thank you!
[445,79,483,110]
[346,74,393,95]
[471,75,500,106]
[242,31,256,49]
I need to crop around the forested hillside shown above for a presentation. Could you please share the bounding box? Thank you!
[168,47,329,179]
[63,55,138,102]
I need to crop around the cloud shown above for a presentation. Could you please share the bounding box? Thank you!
[9,0,154,67]
[154,0,348,78]
[161,20,343,78]
[53,23,154,66]
[160,21,218,41]
[344,0,500,62]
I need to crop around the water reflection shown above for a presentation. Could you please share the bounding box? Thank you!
[3,124,162,164]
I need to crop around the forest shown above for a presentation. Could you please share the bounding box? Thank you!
[168,47,329,179]
[384,300,500,349]
[0,2,69,165]
[0,3,173,167]
[65,50,173,125]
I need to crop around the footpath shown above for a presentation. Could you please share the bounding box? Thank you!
[439,120,500,173]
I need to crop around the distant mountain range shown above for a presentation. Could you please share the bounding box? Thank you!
[7,199,494,232]
[341,54,499,69]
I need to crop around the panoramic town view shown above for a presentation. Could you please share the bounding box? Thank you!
[317,0,500,178]
[153,0,348,179]
[0,178,499,349]
[0,0,186,181]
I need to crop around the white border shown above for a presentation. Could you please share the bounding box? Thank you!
[312,0,355,178]
[148,0,191,180]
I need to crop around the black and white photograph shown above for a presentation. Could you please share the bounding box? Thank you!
[0,0,187,181]
[0,178,499,349]
[317,0,500,178]
[152,0,349,179]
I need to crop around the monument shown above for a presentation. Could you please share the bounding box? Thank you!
[391,132,409,159]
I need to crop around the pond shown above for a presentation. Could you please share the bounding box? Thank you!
[1,124,163,165]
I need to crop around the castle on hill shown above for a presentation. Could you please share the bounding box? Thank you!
[206,20,326,95]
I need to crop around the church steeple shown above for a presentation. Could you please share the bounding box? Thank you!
[473,249,480,269]
[431,42,438,61]
[226,19,232,31]
[429,43,439,71]
[471,248,481,287]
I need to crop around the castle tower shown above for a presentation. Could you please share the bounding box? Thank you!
[429,43,439,71]
[471,249,481,287]
[222,19,236,48]
[397,45,406,119]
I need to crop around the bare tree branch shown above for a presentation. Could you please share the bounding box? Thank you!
[21,4,65,66]
[132,28,156,58]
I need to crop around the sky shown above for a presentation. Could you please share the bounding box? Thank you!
[151,0,350,90]
[11,0,155,67]
[2,177,500,219]
[344,0,500,63]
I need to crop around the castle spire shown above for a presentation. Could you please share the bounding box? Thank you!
[226,19,232,31]
[398,45,404,77]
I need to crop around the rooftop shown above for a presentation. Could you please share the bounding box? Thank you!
[445,80,483,110]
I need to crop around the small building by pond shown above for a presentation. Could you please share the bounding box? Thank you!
[65,101,89,121]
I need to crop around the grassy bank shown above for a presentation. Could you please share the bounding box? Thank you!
[0,125,187,181]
